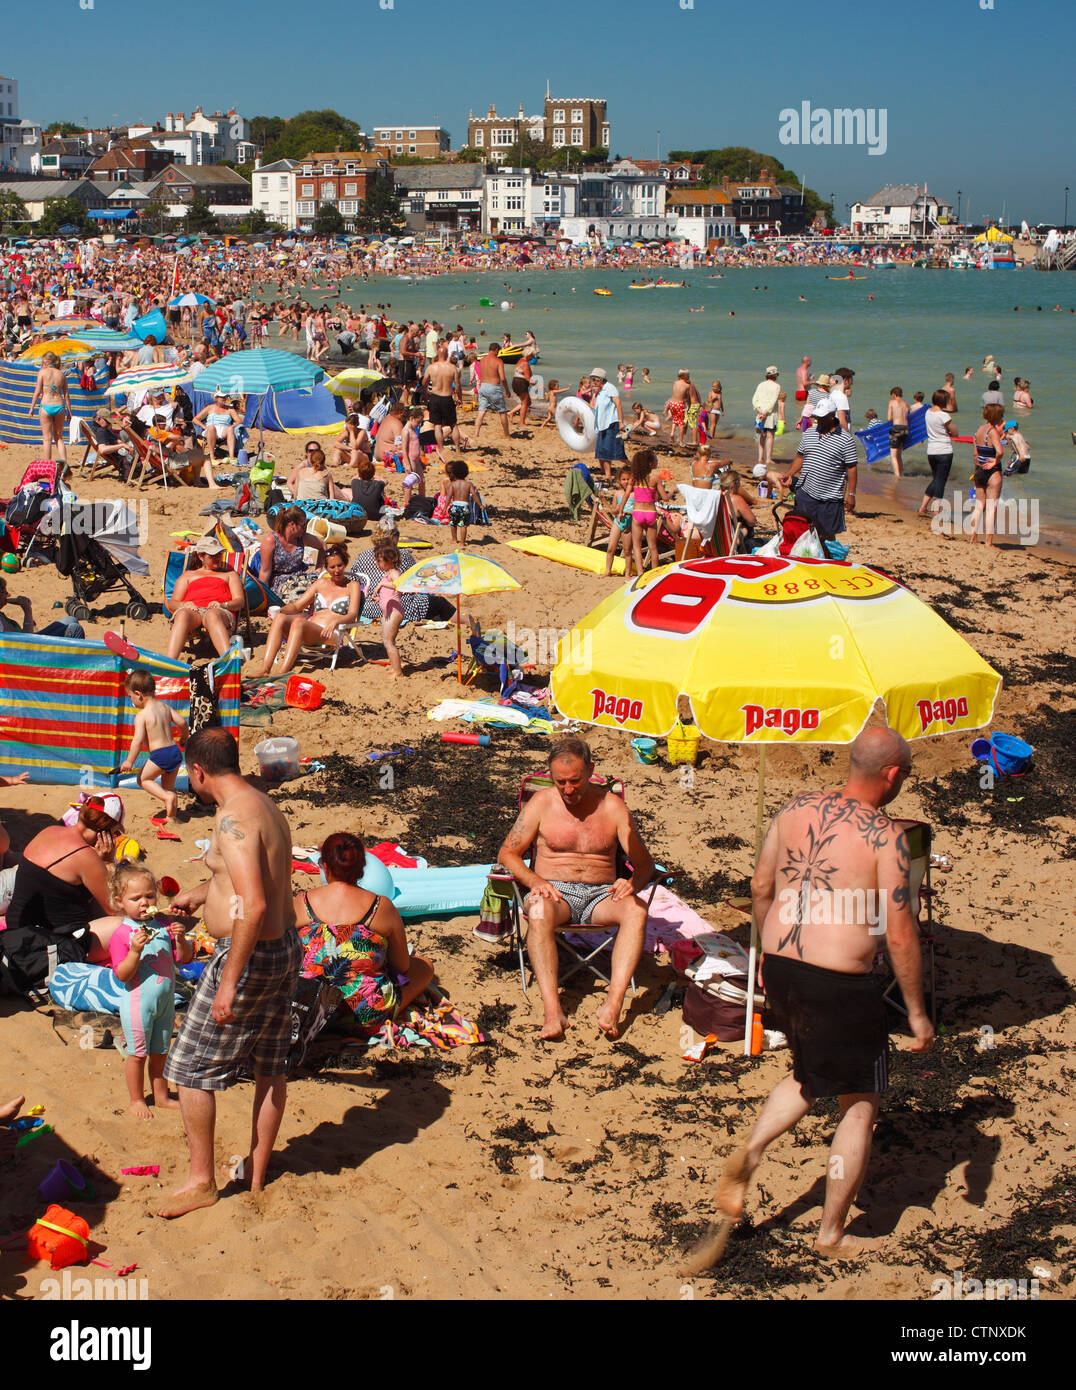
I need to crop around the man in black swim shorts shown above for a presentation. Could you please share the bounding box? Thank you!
[684,728,933,1270]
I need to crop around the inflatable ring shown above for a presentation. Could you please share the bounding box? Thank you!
[555,396,597,454]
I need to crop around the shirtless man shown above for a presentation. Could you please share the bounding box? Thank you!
[942,372,958,414]
[421,343,463,450]
[795,355,812,403]
[887,387,910,477]
[497,739,655,1041]
[160,727,301,1218]
[667,369,694,448]
[473,344,511,440]
[683,727,933,1270]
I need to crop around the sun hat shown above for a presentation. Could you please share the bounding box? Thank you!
[194,536,226,555]
[815,373,833,388]
[765,365,779,377]
[589,367,607,380]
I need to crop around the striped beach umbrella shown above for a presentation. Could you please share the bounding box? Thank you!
[168,292,215,308]
[192,350,324,398]
[324,367,386,397]
[105,363,192,396]
[398,553,522,683]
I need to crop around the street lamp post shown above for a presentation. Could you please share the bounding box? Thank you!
[1065,186,1070,229]
[829,191,835,228]
[956,189,962,225]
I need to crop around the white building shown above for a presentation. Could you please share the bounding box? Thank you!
[850,184,955,237]
[0,75,41,174]
[484,167,532,235]
[667,189,737,250]
[132,108,256,167]
[529,173,579,235]
[393,165,486,237]
[251,158,299,229]
[557,164,674,242]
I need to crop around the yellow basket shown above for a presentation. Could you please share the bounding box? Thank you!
[667,720,700,766]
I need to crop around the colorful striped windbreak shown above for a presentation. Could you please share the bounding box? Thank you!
[0,632,240,786]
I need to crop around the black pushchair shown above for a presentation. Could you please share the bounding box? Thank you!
[38,499,151,622]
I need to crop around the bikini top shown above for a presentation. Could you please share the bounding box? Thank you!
[314,589,351,615]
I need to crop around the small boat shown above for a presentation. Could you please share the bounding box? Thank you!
[655,280,685,287]
[498,344,526,364]
[594,288,613,296]
[628,282,655,289]
[826,275,868,280]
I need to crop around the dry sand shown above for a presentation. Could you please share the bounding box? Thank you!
[1,406,1073,1301]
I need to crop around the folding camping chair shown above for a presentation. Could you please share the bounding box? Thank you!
[164,543,255,652]
[464,617,531,696]
[583,481,679,573]
[489,769,679,996]
[878,818,938,1026]
[675,486,742,560]
[121,419,171,492]
[75,416,134,483]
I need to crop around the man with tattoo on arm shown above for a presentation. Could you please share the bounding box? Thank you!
[683,727,933,1270]
[159,728,301,1218]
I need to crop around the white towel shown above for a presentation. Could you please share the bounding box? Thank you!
[677,483,722,541]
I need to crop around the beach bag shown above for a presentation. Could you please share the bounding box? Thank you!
[469,497,490,527]
[971,732,1033,777]
[0,923,91,999]
[404,494,438,519]
[187,664,222,735]
[682,976,755,1043]
[285,977,342,1075]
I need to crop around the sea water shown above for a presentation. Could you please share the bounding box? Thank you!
[298,264,1076,541]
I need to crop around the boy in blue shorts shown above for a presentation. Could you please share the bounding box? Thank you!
[120,670,188,822]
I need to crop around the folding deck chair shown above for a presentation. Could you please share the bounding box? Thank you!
[163,542,256,651]
[489,769,680,995]
[878,818,938,1026]
[675,486,742,560]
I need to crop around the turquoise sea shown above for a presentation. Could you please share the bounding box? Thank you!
[315,264,1076,544]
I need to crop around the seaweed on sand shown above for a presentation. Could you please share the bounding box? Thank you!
[919,706,1076,835]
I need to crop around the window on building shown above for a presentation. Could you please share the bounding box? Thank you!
[259,176,268,189]
[302,164,312,176]
[321,182,334,196]
[409,131,416,140]
[301,183,314,197]
[339,200,358,214]
[278,175,288,189]
[343,182,357,196]
[409,145,416,154]
[552,129,565,147]
[571,129,583,146]
[474,130,484,146]
[345,163,356,175]
[396,130,403,140]
[491,197,499,210]
[572,108,582,124]
[492,128,514,146]
[553,109,565,124]
[396,145,402,153]
[298,200,315,216]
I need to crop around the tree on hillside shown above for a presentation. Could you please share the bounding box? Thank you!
[454,147,487,165]
[45,121,83,137]
[37,198,93,237]
[260,110,367,163]
[250,116,285,149]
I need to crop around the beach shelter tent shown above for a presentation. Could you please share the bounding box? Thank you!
[0,358,110,446]
[185,383,346,436]
[0,632,240,787]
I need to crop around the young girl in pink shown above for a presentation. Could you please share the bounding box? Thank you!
[626,447,662,574]
[369,535,404,677]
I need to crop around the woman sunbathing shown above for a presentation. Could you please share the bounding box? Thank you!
[166,538,245,660]
[293,831,433,1035]
[259,543,362,675]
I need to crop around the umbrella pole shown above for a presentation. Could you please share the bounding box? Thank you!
[744,745,766,1057]
[456,596,462,684]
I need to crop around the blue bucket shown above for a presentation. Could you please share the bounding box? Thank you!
[972,732,1033,776]
[631,737,658,765]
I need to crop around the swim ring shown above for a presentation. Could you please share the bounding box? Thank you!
[555,396,597,453]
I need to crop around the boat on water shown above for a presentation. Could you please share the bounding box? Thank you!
[655,280,685,287]
[826,275,868,281]
[949,248,976,269]
[594,288,613,296]
[628,282,655,289]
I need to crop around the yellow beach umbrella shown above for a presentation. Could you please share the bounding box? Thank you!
[398,552,521,682]
[324,368,387,397]
[19,337,95,363]
[550,553,1002,1054]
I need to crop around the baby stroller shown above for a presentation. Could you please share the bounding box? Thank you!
[38,499,151,623]
[2,460,73,563]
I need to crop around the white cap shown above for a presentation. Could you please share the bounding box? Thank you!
[812,398,837,418]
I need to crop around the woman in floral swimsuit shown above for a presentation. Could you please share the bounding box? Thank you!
[293,832,433,1036]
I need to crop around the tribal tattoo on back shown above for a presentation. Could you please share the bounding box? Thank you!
[773,792,911,957]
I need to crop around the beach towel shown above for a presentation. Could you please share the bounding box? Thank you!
[564,463,595,521]
[677,483,723,542]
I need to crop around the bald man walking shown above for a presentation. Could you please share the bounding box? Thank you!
[684,727,933,1269]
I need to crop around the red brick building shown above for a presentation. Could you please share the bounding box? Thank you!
[294,150,391,230]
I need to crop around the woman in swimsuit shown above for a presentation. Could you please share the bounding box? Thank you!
[259,542,362,675]
[166,539,246,660]
[257,505,327,604]
[970,403,1005,547]
[2,798,123,991]
[28,351,71,463]
[287,445,345,502]
[194,393,243,463]
[690,444,719,489]
[293,832,433,1037]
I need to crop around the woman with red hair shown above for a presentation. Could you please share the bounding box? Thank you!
[293,832,433,1034]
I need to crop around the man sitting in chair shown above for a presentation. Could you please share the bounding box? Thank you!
[498,738,655,1042]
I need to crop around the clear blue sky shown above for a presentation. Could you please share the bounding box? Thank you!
[8,0,1074,223]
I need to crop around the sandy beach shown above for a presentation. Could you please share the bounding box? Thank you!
[1,406,1073,1302]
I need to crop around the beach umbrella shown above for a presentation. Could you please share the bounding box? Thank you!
[19,338,95,364]
[549,554,1002,1052]
[168,292,215,308]
[398,552,521,683]
[105,362,192,396]
[39,317,98,336]
[192,349,324,398]
[68,328,144,352]
[324,367,386,398]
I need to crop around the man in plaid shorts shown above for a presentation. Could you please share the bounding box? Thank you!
[159,728,301,1218]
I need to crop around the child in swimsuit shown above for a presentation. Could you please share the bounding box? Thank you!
[399,407,426,505]
[371,535,405,678]
[541,379,561,430]
[445,459,483,549]
[627,447,662,574]
[119,671,188,822]
[605,465,635,577]
[107,863,193,1119]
